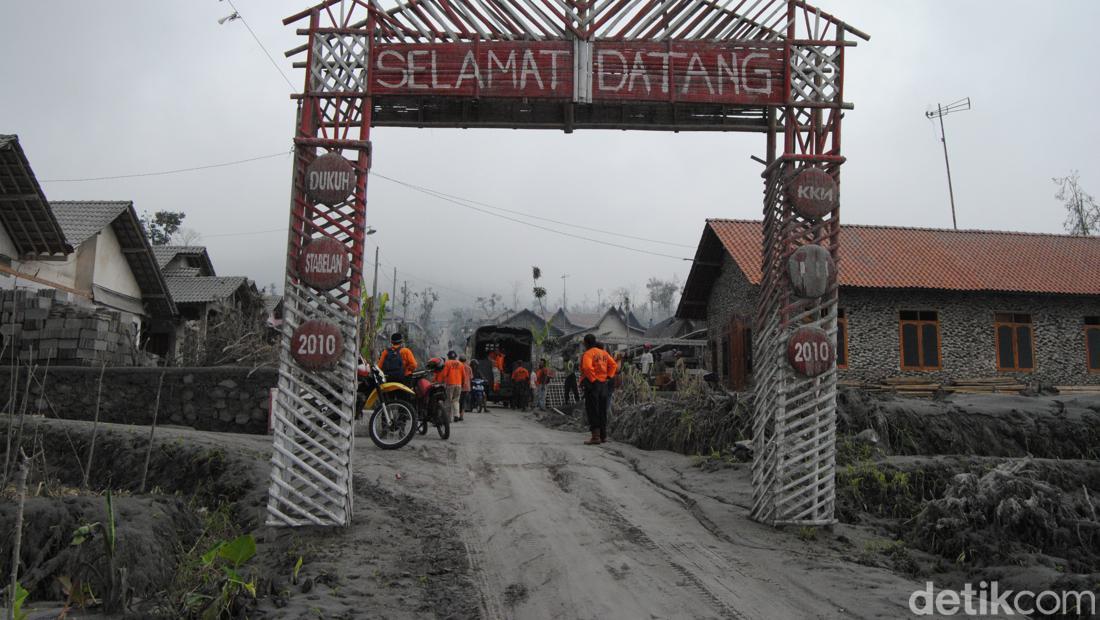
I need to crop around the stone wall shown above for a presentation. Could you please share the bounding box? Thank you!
[704,259,1100,386]
[840,288,1100,386]
[0,366,277,434]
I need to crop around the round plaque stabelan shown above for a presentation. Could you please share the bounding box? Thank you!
[787,244,836,298]
[306,153,356,205]
[788,167,839,219]
[290,320,344,370]
[787,326,834,377]
[297,237,350,291]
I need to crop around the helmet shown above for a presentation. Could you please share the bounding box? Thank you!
[390,332,404,345]
[426,357,444,372]
[447,350,457,360]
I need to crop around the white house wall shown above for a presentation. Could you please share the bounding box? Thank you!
[91,226,142,302]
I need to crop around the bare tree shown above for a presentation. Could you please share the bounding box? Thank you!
[510,280,522,311]
[1055,170,1100,236]
[416,287,439,350]
[646,277,681,318]
[176,227,203,246]
[476,293,501,319]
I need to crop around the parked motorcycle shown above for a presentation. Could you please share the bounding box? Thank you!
[360,364,418,450]
[407,367,450,440]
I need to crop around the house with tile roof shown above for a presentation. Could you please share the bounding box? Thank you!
[677,219,1100,389]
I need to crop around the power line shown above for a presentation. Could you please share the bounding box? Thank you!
[374,174,693,249]
[223,0,296,91]
[39,150,290,183]
[371,172,690,261]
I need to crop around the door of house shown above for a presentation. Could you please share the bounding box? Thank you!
[727,317,750,390]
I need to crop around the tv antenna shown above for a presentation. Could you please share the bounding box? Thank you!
[925,97,971,230]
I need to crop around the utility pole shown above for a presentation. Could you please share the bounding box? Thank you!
[560,273,570,311]
[368,246,379,360]
[925,97,971,230]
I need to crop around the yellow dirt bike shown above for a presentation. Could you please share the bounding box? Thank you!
[359,364,417,450]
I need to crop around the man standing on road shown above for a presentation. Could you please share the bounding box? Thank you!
[581,334,617,445]
[563,361,580,405]
[534,359,553,410]
[440,351,465,422]
[460,355,473,415]
[511,362,531,411]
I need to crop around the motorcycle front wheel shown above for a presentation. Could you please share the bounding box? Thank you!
[368,401,416,450]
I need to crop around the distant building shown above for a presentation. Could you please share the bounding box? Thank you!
[678,219,1100,389]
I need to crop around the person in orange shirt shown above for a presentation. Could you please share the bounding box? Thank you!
[459,355,473,415]
[487,345,504,392]
[510,362,531,411]
[580,334,618,445]
[534,359,554,410]
[437,351,466,422]
[377,333,417,382]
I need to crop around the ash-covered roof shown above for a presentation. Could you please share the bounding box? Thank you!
[151,245,216,276]
[167,276,250,304]
[49,201,176,318]
[0,135,71,257]
[50,201,130,247]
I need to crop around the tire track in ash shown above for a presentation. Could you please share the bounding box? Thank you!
[573,468,744,620]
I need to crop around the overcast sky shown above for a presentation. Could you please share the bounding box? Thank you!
[3,1,1098,315]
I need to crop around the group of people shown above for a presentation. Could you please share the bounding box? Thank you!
[376,333,486,426]
[375,331,620,445]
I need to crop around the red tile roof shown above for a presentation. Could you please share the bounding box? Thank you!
[708,219,1100,295]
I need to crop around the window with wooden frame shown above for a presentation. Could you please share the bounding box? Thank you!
[1087,317,1100,373]
[836,308,849,368]
[994,313,1034,372]
[899,310,941,370]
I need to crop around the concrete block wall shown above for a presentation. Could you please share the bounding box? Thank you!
[0,288,138,366]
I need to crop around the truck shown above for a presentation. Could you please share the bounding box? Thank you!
[468,325,534,405]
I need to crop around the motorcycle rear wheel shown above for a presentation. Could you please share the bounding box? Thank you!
[368,401,416,450]
[435,401,451,440]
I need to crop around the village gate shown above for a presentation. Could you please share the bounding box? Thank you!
[267,0,866,528]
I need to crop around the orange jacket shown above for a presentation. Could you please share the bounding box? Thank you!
[377,346,417,376]
[535,367,553,385]
[488,350,505,371]
[581,347,618,383]
[436,359,464,386]
[461,363,473,391]
[511,367,530,383]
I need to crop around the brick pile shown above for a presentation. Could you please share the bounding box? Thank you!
[0,289,137,365]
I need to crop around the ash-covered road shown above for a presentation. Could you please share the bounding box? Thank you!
[352,408,933,619]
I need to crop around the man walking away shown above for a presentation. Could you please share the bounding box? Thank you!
[377,332,417,383]
[535,359,553,410]
[460,355,473,414]
[511,362,531,411]
[581,334,618,445]
[563,361,580,405]
[441,351,465,422]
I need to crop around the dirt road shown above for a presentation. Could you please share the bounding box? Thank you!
[351,408,934,619]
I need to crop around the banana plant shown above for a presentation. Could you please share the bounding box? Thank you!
[359,291,389,361]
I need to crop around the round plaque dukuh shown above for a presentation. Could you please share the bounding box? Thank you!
[787,244,836,299]
[788,167,839,219]
[290,320,344,371]
[306,153,356,205]
[787,326,834,378]
[297,237,350,291]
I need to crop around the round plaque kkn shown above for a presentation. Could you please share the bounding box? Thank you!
[788,167,839,219]
[306,153,356,205]
[787,244,836,298]
[297,237,350,291]
[290,320,344,370]
[787,326,834,378]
